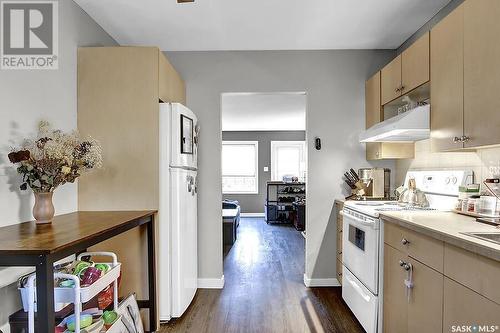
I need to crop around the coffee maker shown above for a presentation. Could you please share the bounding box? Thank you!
[357,168,391,199]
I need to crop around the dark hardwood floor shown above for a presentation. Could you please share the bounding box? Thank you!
[161,218,364,333]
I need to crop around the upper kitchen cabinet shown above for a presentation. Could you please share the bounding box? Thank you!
[381,56,402,105]
[431,0,500,151]
[430,4,464,152]
[401,32,430,95]
[365,72,414,160]
[463,0,500,148]
[381,33,430,105]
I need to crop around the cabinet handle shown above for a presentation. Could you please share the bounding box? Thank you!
[401,238,410,245]
[395,87,401,92]
[454,136,471,143]
[400,85,405,92]
[399,260,411,271]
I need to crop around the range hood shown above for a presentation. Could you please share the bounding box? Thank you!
[359,104,430,143]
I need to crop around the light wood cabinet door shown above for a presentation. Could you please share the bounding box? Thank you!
[430,4,464,152]
[443,277,500,332]
[381,56,402,105]
[402,32,430,94]
[383,244,408,333]
[407,258,443,333]
[366,72,382,128]
[367,142,414,161]
[463,0,500,148]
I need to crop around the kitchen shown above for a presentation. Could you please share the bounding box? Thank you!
[0,0,499,332]
[337,1,500,332]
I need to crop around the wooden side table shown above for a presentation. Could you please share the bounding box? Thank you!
[0,211,157,333]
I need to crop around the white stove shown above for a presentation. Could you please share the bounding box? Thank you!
[341,170,473,333]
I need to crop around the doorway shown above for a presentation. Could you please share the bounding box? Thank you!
[220,91,308,275]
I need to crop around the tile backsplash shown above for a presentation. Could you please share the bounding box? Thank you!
[395,139,500,187]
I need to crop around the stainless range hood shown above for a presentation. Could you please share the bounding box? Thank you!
[359,104,430,143]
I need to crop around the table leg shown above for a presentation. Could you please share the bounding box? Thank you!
[147,216,157,331]
[36,255,55,333]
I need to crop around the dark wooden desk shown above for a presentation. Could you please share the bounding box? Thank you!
[0,211,157,333]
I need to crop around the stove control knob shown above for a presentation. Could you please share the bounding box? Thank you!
[445,177,451,185]
[452,176,458,184]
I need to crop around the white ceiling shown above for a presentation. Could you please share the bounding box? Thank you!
[222,93,306,131]
[75,0,451,51]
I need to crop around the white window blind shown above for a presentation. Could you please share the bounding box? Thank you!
[222,141,258,194]
[271,141,306,182]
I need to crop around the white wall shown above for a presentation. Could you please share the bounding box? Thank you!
[0,1,116,330]
[166,50,395,282]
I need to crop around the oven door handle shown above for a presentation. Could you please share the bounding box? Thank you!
[345,273,371,302]
[343,211,377,229]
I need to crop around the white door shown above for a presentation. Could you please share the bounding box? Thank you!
[170,168,198,318]
[342,209,380,294]
[170,103,198,169]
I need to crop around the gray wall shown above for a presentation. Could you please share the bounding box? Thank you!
[166,50,396,281]
[397,0,465,54]
[222,131,306,213]
[0,1,117,330]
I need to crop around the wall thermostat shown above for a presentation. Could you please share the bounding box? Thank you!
[315,137,321,150]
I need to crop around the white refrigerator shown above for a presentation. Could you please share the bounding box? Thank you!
[158,103,198,321]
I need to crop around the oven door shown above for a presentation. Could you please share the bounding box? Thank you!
[342,209,380,294]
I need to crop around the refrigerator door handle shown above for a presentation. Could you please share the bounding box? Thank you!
[194,176,198,194]
[186,175,194,193]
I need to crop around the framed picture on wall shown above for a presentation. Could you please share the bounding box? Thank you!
[181,114,194,154]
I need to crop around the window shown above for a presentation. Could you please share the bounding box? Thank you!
[271,141,306,182]
[222,141,258,194]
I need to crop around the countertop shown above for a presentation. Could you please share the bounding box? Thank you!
[334,198,345,205]
[380,211,500,262]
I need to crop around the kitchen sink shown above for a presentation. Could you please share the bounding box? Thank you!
[461,232,500,245]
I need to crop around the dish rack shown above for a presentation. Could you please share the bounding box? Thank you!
[23,252,122,333]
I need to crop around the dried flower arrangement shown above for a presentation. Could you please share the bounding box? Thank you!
[8,121,103,193]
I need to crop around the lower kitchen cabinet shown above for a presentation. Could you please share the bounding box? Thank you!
[335,201,343,285]
[443,277,500,332]
[383,244,408,333]
[383,221,500,333]
[407,258,443,333]
[383,245,443,333]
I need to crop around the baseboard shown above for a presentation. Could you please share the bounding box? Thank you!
[198,275,225,289]
[240,213,265,218]
[303,274,341,287]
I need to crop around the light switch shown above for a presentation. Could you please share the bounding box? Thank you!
[263,167,269,172]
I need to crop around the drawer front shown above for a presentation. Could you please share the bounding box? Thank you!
[444,243,500,304]
[443,277,500,331]
[336,202,343,232]
[337,259,343,286]
[384,222,444,272]
[337,228,343,262]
